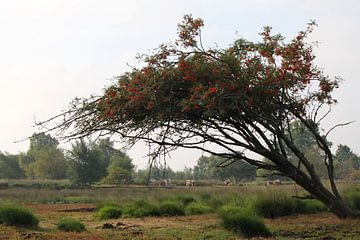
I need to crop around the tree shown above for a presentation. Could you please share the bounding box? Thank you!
[335,144,360,169]
[67,139,104,186]
[39,15,359,218]
[0,152,25,179]
[193,155,256,182]
[102,152,135,185]
[22,133,67,179]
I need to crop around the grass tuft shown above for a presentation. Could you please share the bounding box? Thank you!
[0,204,39,227]
[57,218,86,232]
[185,202,213,215]
[219,205,271,238]
[157,200,185,216]
[122,199,159,218]
[96,205,122,220]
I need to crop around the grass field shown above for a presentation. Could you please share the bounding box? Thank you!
[0,184,360,239]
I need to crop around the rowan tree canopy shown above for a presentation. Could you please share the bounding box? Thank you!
[40,15,359,218]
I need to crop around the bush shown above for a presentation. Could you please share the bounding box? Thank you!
[0,205,39,227]
[185,202,213,215]
[122,199,159,218]
[157,200,185,216]
[254,193,327,218]
[219,205,271,238]
[176,195,197,207]
[57,219,86,232]
[298,199,327,214]
[343,186,360,211]
[254,194,297,218]
[97,205,122,220]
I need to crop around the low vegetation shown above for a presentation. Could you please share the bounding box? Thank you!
[219,205,271,238]
[0,204,39,227]
[57,218,86,232]
[96,204,122,220]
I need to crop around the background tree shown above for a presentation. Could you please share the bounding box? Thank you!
[21,133,67,179]
[67,139,104,187]
[193,155,256,182]
[334,144,360,180]
[102,152,135,185]
[40,15,359,218]
[0,152,25,179]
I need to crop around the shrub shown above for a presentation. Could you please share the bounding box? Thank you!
[0,205,39,227]
[176,195,197,207]
[219,205,271,238]
[122,199,159,218]
[298,199,327,214]
[343,186,360,211]
[185,202,213,215]
[254,193,327,218]
[97,205,122,220]
[57,219,86,232]
[253,194,297,218]
[157,200,185,216]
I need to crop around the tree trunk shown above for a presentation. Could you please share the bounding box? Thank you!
[290,167,360,219]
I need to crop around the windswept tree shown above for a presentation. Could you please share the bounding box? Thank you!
[40,15,359,218]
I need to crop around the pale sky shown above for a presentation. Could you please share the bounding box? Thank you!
[0,0,359,170]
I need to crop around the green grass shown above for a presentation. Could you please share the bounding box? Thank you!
[185,202,213,215]
[57,218,86,232]
[343,185,360,211]
[122,199,160,218]
[219,205,271,238]
[96,204,122,220]
[253,193,326,218]
[0,204,39,227]
[157,200,185,216]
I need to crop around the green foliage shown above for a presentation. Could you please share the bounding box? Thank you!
[96,205,122,220]
[22,133,67,179]
[102,167,132,185]
[122,199,159,218]
[0,204,39,227]
[67,139,105,186]
[193,155,256,182]
[185,202,213,215]
[253,193,326,218]
[343,185,360,211]
[157,200,185,216]
[57,218,86,232]
[219,205,271,238]
[176,195,197,207]
[0,152,24,179]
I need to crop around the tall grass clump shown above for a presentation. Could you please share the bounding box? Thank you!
[219,205,271,238]
[0,204,39,227]
[185,202,213,215]
[122,199,159,218]
[253,193,297,218]
[96,203,122,220]
[343,185,360,211]
[176,195,197,207]
[253,193,326,218]
[57,219,86,232]
[157,200,185,216]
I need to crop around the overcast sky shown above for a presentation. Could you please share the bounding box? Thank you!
[0,0,359,170]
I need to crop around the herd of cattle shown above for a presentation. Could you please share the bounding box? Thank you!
[150,178,283,187]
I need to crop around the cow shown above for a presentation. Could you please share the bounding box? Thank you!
[266,179,282,186]
[158,179,172,187]
[185,179,195,187]
[224,178,231,186]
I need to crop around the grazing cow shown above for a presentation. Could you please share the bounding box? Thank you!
[185,179,195,187]
[266,179,282,186]
[158,179,172,187]
[224,179,231,186]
